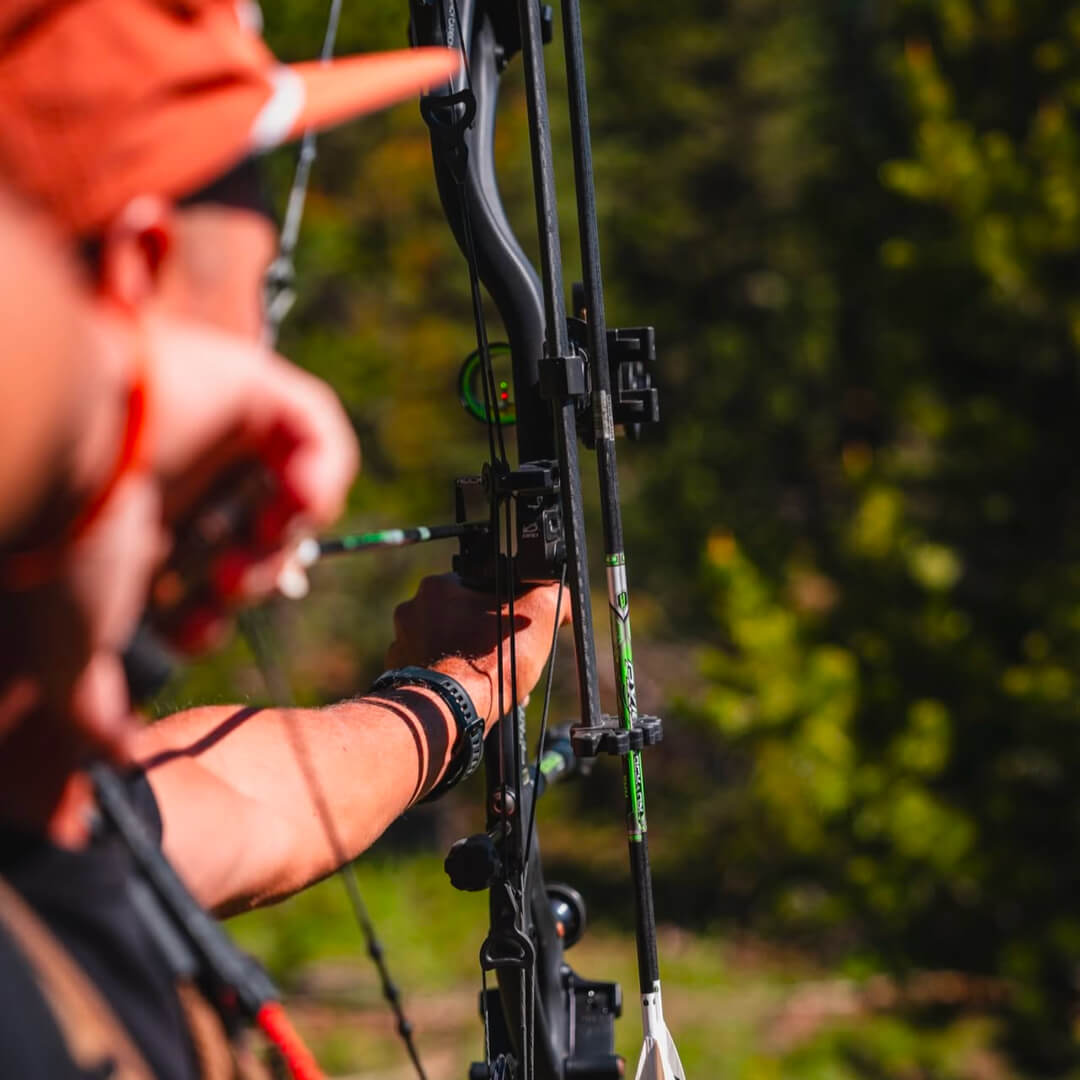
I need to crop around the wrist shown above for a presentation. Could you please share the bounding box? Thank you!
[370,666,485,803]
[430,657,494,733]
[393,684,458,778]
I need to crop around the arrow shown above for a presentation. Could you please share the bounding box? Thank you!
[296,521,487,566]
[275,521,488,599]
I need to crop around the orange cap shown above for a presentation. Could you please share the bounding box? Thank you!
[0,0,461,234]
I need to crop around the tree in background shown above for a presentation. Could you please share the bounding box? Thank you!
[591,0,1080,1068]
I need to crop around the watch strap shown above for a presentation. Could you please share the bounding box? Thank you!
[370,666,485,802]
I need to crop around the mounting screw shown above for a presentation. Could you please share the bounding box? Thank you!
[490,787,517,817]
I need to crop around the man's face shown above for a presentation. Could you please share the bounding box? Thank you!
[153,203,278,342]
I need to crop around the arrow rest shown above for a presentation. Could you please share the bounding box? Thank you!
[453,461,564,589]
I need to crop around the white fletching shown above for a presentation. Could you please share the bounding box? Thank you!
[634,984,685,1080]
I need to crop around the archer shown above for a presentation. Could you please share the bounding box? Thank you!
[0,0,566,1075]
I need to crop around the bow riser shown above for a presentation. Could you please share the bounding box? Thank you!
[412,2,618,1077]
[411,0,681,1076]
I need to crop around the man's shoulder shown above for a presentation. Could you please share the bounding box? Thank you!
[0,772,197,1080]
[0,910,100,1078]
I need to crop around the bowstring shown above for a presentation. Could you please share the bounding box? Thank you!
[523,562,566,877]
[264,0,345,342]
[243,3,429,1077]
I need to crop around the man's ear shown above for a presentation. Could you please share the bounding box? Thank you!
[96,196,175,312]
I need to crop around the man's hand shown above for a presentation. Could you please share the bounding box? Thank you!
[137,315,360,650]
[143,314,357,533]
[386,573,571,731]
[1,312,361,768]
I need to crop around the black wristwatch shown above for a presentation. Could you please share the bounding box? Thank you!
[370,666,485,802]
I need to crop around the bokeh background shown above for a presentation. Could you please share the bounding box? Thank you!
[152,1,1080,1076]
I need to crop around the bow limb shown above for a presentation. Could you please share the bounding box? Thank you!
[414,0,550,462]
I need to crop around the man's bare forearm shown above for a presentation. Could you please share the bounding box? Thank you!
[135,658,493,916]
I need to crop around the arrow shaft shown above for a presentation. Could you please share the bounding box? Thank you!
[306,522,486,563]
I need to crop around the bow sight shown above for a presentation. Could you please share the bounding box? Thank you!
[410,0,684,1078]
[453,304,659,589]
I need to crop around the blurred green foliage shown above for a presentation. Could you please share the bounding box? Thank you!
[164,0,1080,1073]
[594,0,1080,1070]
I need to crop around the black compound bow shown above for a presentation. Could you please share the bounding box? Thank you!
[404,2,684,1078]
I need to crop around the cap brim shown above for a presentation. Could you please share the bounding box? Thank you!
[250,47,461,152]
